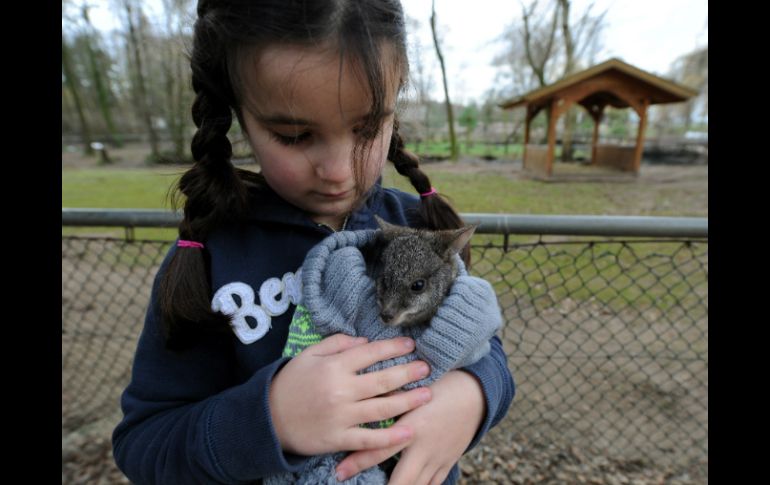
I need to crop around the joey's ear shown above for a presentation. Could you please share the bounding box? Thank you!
[439,224,477,257]
[374,215,407,236]
[361,231,388,266]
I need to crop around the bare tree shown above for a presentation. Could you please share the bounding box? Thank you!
[80,4,122,148]
[672,46,708,132]
[648,45,707,139]
[62,33,94,156]
[493,22,540,99]
[406,16,435,153]
[557,0,606,160]
[161,0,194,161]
[492,19,538,153]
[500,1,605,152]
[431,0,458,161]
[521,0,560,88]
[558,0,576,160]
[519,0,560,143]
[120,0,160,160]
[63,0,197,153]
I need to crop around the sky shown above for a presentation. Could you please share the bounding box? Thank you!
[81,0,707,104]
[399,0,707,103]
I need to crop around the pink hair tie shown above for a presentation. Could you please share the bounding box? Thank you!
[420,187,438,198]
[177,240,205,249]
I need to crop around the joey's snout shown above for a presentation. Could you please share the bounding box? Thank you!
[380,305,398,325]
[380,310,395,324]
[377,299,404,327]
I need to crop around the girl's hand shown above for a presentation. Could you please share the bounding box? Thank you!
[334,369,485,484]
[268,334,432,456]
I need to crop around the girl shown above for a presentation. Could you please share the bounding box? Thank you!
[112,1,515,484]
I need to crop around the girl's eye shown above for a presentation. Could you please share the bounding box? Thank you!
[353,124,381,140]
[270,131,311,146]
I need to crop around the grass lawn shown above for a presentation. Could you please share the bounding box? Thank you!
[404,141,593,161]
[62,162,707,239]
[62,168,184,240]
[382,167,611,214]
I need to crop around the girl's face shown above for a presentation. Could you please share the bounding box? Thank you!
[240,43,399,229]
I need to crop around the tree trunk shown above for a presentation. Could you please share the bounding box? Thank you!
[173,39,187,159]
[124,0,160,160]
[522,1,559,88]
[82,6,121,148]
[431,0,458,161]
[162,0,188,161]
[521,1,559,146]
[422,102,431,155]
[62,35,93,156]
[161,29,174,157]
[559,0,576,162]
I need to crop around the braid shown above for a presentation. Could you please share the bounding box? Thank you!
[158,56,254,350]
[180,88,249,235]
[388,118,471,266]
[388,118,431,193]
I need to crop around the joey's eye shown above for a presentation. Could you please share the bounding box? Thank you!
[410,279,426,293]
[270,131,311,146]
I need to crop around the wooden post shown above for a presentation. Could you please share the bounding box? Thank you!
[632,99,650,174]
[90,141,111,165]
[523,105,532,170]
[590,111,600,166]
[546,100,558,177]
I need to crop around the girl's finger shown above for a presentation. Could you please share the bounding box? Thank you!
[354,360,430,399]
[353,387,431,424]
[340,337,415,371]
[309,333,368,357]
[388,449,431,485]
[429,466,453,485]
[334,443,406,482]
[341,424,414,451]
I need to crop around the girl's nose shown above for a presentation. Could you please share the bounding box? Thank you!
[314,138,356,183]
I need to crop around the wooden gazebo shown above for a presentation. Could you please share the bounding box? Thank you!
[500,58,698,178]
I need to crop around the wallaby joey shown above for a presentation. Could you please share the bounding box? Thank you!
[364,215,477,327]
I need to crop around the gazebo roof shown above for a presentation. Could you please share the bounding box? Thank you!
[499,58,698,110]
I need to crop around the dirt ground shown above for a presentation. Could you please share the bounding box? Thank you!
[62,241,707,484]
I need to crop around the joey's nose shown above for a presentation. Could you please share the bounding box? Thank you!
[380,311,395,324]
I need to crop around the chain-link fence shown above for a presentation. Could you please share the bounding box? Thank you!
[62,213,707,484]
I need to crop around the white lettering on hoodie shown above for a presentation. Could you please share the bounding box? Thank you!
[211,269,303,344]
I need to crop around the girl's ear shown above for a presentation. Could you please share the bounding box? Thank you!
[439,224,477,257]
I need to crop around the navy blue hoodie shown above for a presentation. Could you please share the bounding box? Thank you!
[112,180,515,484]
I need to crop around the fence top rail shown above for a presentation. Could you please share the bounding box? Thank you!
[62,208,707,238]
[462,213,707,238]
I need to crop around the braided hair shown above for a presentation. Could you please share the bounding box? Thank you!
[159,0,467,349]
[159,1,265,349]
[387,118,467,240]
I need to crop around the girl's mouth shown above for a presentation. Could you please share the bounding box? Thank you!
[318,190,352,199]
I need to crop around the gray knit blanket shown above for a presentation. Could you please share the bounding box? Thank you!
[265,229,502,485]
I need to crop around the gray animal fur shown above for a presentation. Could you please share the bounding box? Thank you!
[367,215,477,327]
